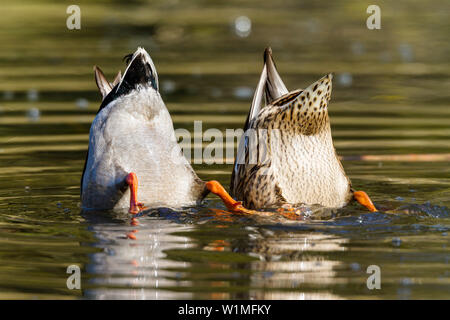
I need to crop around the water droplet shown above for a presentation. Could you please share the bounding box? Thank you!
[27,108,40,122]
[401,277,413,286]
[392,237,402,247]
[27,89,39,101]
[395,196,404,201]
[161,80,176,94]
[350,262,361,271]
[75,98,89,109]
[337,72,353,87]
[398,43,414,62]
[24,186,31,192]
[351,42,365,56]
[233,86,253,99]
[234,16,252,38]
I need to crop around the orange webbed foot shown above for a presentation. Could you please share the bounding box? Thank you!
[129,203,144,215]
[353,190,377,212]
[205,180,256,214]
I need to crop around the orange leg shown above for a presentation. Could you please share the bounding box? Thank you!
[205,181,300,220]
[205,180,255,214]
[353,190,377,212]
[126,172,144,214]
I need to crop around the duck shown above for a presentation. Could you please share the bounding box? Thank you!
[230,48,377,212]
[81,47,249,214]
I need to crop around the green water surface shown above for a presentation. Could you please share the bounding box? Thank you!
[0,0,448,299]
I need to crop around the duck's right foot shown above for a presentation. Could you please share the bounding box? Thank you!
[205,180,256,214]
[126,172,144,214]
[129,202,144,214]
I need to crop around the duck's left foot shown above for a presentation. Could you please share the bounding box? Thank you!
[205,180,256,214]
[353,190,377,212]
[126,172,144,214]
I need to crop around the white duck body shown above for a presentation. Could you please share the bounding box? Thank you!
[81,48,205,210]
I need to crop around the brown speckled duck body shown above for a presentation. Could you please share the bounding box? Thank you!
[230,48,354,210]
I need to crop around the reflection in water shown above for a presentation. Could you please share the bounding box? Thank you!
[84,211,195,299]
[83,209,354,300]
[80,206,446,300]
[249,232,347,300]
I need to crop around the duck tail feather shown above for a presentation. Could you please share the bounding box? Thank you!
[93,65,112,100]
[264,47,288,104]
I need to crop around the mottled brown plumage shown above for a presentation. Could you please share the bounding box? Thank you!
[231,48,353,210]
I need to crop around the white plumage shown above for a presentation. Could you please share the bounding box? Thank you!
[81,48,204,211]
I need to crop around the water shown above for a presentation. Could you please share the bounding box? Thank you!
[0,0,449,299]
